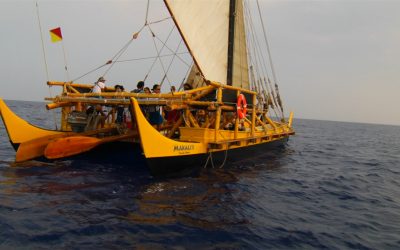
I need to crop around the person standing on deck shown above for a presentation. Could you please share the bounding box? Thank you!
[148,84,163,129]
[86,76,106,129]
[114,84,125,124]
[93,77,106,94]
[131,81,145,93]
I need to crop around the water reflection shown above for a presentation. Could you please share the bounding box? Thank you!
[125,146,290,230]
[0,107,294,248]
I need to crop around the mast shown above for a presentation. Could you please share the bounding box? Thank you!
[227,0,236,86]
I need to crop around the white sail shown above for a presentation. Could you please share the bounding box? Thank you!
[165,0,229,85]
[165,0,249,89]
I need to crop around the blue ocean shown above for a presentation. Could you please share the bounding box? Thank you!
[0,100,399,249]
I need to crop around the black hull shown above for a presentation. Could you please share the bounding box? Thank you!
[146,137,289,176]
[11,138,289,177]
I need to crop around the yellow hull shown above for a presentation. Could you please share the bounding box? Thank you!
[0,80,295,176]
[130,97,293,175]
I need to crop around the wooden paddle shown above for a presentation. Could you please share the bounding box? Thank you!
[15,127,115,163]
[44,132,136,160]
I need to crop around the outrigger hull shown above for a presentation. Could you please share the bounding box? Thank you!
[0,98,135,163]
[0,98,64,151]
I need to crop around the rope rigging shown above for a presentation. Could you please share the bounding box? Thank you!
[243,0,285,120]
[67,11,190,89]
[143,24,175,82]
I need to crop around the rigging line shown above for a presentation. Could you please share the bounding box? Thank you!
[256,0,278,85]
[110,38,135,63]
[147,17,172,25]
[247,11,279,118]
[148,26,171,86]
[160,39,183,88]
[103,38,134,76]
[245,2,283,119]
[35,2,49,82]
[143,24,175,81]
[133,24,146,39]
[244,4,271,105]
[243,4,262,74]
[256,0,284,115]
[247,1,272,81]
[245,1,273,88]
[244,4,267,84]
[247,21,270,111]
[262,78,279,118]
[71,62,110,82]
[247,7,272,91]
[153,35,191,67]
[36,1,58,130]
[179,61,194,91]
[249,65,257,92]
[265,77,280,119]
[248,33,273,114]
[61,41,70,81]
[145,0,150,25]
[115,52,189,63]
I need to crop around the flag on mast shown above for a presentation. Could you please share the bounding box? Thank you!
[49,27,63,43]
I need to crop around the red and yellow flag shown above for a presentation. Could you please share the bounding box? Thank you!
[49,27,63,43]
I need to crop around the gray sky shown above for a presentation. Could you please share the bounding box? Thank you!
[0,0,399,126]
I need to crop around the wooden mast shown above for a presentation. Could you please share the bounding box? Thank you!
[226,0,236,86]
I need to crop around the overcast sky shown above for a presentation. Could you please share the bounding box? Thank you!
[0,0,399,126]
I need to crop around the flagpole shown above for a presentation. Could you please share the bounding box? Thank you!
[50,27,70,82]
[35,2,50,81]
[61,41,70,81]
[36,1,59,130]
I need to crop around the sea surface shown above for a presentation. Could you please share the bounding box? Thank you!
[0,100,399,249]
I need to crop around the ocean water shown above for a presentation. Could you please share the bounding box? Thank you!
[0,100,400,249]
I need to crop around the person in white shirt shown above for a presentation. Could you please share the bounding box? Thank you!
[90,77,107,128]
[93,77,106,94]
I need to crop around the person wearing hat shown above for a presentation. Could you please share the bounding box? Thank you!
[93,77,106,94]
[89,76,107,128]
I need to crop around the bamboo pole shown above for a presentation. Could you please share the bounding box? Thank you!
[46,102,73,110]
[234,90,239,139]
[288,111,294,128]
[256,116,269,132]
[187,111,199,128]
[251,94,256,136]
[214,87,222,141]
[207,80,257,95]
[264,115,278,130]
[167,116,183,138]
